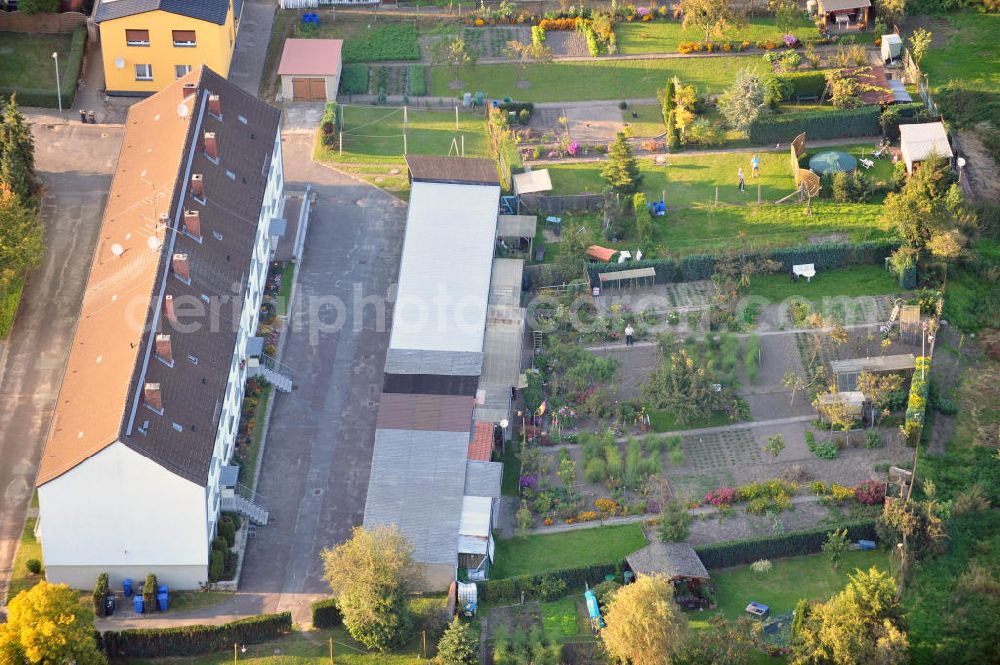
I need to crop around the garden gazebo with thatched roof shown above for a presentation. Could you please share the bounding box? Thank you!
[626,542,715,609]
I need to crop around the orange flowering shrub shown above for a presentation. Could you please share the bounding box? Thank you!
[595,498,618,514]
[543,517,554,526]
[538,17,580,31]
[577,511,599,522]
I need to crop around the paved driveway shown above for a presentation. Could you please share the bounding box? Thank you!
[0,123,123,605]
[229,0,277,96]
[238,133,407,623]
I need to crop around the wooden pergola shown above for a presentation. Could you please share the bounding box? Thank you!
[598,267,656,290]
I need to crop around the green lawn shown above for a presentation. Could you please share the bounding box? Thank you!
[624,103,666,138]
[491,524,648,579]
[7,516,43,601]
[688,550,891,630]
[429,57,766,103]
[500,445,522,497]
[649,409,731,433]
[745,264,901,302]
[919,12,1000,128]
[614,16,816,54]
[540,597,587,642]
[0,32,73,90]
[276,261,296,318]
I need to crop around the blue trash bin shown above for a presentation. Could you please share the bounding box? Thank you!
[157,592,169,612]
[133,595,144,614]
[123,578,133,597]
[157,585,168,594]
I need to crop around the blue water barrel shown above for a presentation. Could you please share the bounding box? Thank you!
[157,585,168,594]
[156,592,169,611]
[123,579,133,597]
[133,595,144,614]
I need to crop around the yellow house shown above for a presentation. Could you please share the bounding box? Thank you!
[95,0,242,95]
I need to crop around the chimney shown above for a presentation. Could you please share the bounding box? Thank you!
[164,294,175,320]
[182,82,197,101]
[183,209,201,239]
[144,382,162,412]
[155,333,173,363]
[208,94,221,117]
[204,132,217,161]
[172,253,190,281]
[191,173,204,199]
[157,212,169,230]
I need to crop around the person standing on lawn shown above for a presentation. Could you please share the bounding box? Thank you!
[738,167,746,192]
[751,154,760,178]
[625,323,635,346]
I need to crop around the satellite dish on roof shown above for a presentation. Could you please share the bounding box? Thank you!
[177,103,190,119]
[115,57,125,70]
[147,235,160,252]
[111,243,124,257]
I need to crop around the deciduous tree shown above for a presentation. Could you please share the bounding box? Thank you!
[643,348,723,425]
[602,574,688,665]
[321,525,419,651]
[0,581,106,665]
[679,0,745,42]
[657,498,692,542]
[908,28,933,65]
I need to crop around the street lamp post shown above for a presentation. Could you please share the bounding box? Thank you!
[52,52,62,115]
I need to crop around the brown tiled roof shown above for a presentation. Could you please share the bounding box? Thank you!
[467,422,494,461]
[405,155,500,186]
[37,66,280,487]
[376,393,475,432]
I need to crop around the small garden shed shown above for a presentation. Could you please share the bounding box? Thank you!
[626,542,715,609]
[899,122,953,174]
[278,38,343,102]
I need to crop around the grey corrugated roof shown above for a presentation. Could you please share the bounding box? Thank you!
[384,349,484,376]
[478,306,524,412]
[626,542,709,580]
[464,461,502,498]
[363,429,469,565]
[96,0,232,24]
[382,373,480,397]
[830,354,916,374]
[489,258,524,309]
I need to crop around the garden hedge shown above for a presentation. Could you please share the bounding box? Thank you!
[880,102,930,141]
[338,64,370,95]
[98,612,292,658]
[0,26,86,109]
[585,240,901,286]
[478,562,619,603]
[694,520,878,569]
[310,598,342,628]
[773,70,829,100]
[749,106,881,144]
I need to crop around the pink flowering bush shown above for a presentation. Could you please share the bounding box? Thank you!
[783,34,799,47]
[854,480,886,505]
[704,487,738,507]
[636,6,650,17]
[567,140,580,156]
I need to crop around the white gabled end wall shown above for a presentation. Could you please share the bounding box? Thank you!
[38,442,208,590]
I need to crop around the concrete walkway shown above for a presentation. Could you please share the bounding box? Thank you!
[0,123,123,606]
[229,0,277,97]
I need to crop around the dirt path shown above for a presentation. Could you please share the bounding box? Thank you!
[956,126,1000,205]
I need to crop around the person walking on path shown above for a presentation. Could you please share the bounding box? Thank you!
[624,323,635,346]
[751,154,760,178]
[738,167,746,192]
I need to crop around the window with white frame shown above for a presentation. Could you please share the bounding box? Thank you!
[172,30,197,47]
[134,63,153,81]
[175,64,192,79]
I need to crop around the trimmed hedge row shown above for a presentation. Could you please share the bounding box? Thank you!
[694,520,877,569]
[586,240,901,286]
[880,102,929,141]
[749,106,881,145]
[338,64,370,95]
[97,612,292,659]
[0,26,86,108]
[774,70,829,100]
[311,598,342,629]
[479,562,618,603]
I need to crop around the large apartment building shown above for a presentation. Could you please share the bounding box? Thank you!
[34,67,283,590]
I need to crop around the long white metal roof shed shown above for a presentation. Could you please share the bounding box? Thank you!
[386,180,500,376]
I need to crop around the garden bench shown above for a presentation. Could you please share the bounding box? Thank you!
[792,263,816,282]
[797,93,820,103]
